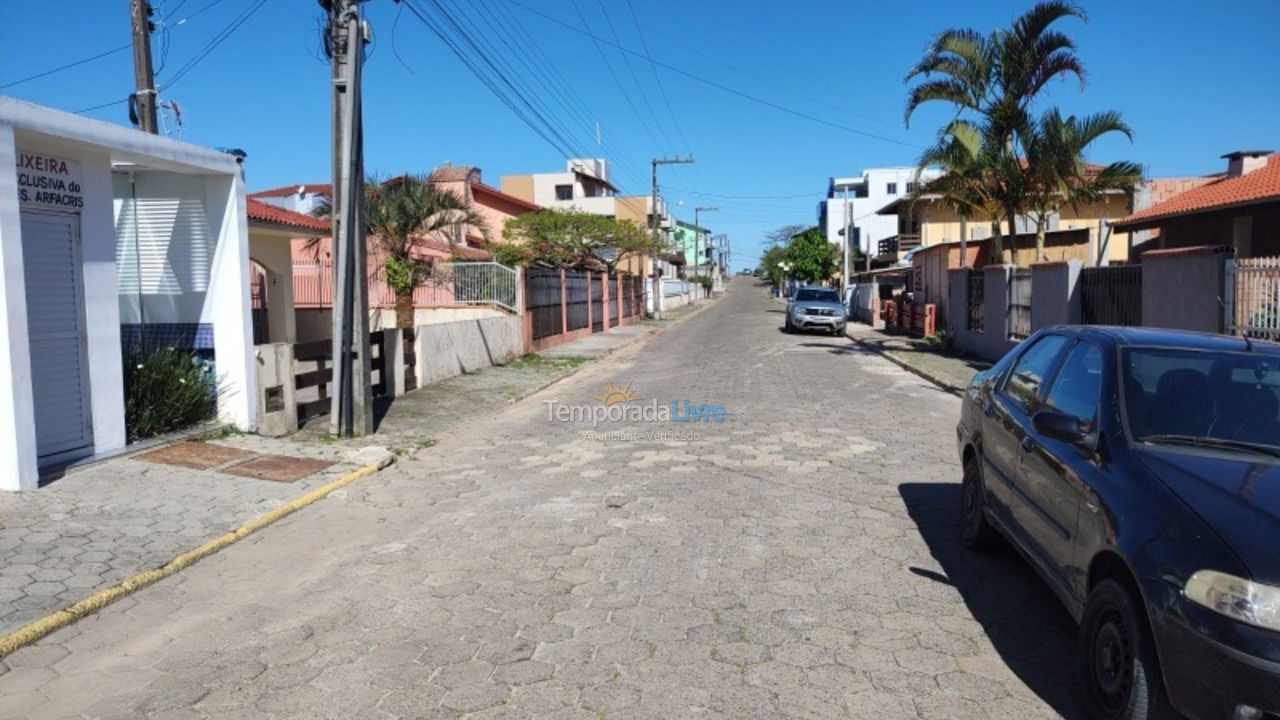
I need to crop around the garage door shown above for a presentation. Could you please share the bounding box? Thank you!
[20,210,92,461]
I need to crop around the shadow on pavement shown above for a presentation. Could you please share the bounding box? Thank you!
[899,482,1084,719]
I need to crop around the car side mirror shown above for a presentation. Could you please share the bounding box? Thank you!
[1032,410,1096,450]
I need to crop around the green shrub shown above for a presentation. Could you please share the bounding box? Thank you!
[123,345,217,441]
[695,275,714,291]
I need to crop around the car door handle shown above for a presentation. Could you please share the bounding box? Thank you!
[1021,436,1037,452]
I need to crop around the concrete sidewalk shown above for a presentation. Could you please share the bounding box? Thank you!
[845,323,992,393]
[0,296,717,642]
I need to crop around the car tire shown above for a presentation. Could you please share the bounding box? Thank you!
[783,319,793,333]
[960,455,1000,551]
[1078,579,1176,720]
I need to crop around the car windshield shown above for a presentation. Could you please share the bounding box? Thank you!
[795,289,839,303]
[1122,347,1280,451]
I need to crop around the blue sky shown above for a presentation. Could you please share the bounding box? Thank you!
[3,1,1278,268]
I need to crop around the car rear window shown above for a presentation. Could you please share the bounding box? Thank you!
[795,289,839,303]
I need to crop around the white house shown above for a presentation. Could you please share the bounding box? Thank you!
[0,97,256,491]
[820,166,944,258]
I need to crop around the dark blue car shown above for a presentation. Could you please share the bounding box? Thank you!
[956,326,1280,720]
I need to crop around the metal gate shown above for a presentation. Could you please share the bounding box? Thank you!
[1080,265,1142,326]
[1008,269,1032,340]
[20,211,93,462]
[1226,257,1280,340]
[527,269,563,340]
[966,270,984,332]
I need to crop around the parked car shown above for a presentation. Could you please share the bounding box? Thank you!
[956,326,1280,720]
[785,287,846,335]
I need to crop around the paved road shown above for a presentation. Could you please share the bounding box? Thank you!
[0,282,1079,719]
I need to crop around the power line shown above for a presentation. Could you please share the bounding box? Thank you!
[1,0,227,91]
[162,0,268,90]
[499,0,921,150]
[592,0,673,151]
[1,45,131,90]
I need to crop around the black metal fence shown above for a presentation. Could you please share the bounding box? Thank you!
[967,270,985,332]
[528,268,563,340]
[609,274,620,325]
[565,271,589,331]
[1081,265,1142,326]
[591,274,605,332]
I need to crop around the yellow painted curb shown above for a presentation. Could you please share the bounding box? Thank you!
[0,460,385,659]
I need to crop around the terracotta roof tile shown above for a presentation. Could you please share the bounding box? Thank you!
[1115,154,1280,227]
[246,198,329,233]
[428,165,476,182]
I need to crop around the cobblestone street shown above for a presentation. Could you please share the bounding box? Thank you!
[0,282,1080,719]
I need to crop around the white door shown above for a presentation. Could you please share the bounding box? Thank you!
[20,210,92,462]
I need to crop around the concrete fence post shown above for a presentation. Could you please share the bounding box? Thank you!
[1030,259,1083,332]
[1141,246,1232,334]
[384,328,406,398]
[253,342,297,437]
[601,271,611,330]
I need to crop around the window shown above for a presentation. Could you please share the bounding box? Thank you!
[886,182,898,195]
[1045,342,1103,423]
[906,181,918,194]
[554,184,573,201]
[1002,334,1070,412]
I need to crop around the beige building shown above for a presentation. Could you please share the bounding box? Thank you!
[876,192,1135,266]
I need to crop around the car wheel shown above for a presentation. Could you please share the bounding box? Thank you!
[783,319,792,333]
[1078,580,1176,720]
[960,456,1000,551]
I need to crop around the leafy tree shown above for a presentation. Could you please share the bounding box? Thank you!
[501,209,662,272]
[784,227,839,285]
[363,176,486,328]
[1023,109,1142,262]
[913,120,1004,265]
[760,244,788,288]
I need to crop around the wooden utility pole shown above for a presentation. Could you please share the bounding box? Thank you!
[649,155,693,319]
[129,0,159,133]
[324,0,373,437]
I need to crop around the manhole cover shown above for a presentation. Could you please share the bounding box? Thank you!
[222,455,334,483]
[134,441,256,470]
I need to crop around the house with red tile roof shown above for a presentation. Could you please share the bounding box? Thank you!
[1113,150,1280,258]
[426,163,541,247]
[245,199,331,345]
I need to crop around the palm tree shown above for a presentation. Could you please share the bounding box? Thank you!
[1023,109,1142,262]
[363,175,487,328]
[905,2,1088,263]
[913,120,1002,266]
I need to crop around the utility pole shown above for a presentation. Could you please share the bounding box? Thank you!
[323,0,373,437]
[695,206,718,280]
[649,155,694,319]
[129,0,159,133]
[842,187,852,298]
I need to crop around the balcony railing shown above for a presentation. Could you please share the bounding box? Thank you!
[876,234,922,257]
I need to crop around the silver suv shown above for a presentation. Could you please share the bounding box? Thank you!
[785,287,846,335]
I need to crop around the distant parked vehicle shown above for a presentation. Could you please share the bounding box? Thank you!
[785,287,846,335]
[956,326,1280,720]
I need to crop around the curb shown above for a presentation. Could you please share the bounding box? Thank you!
[845,333,966,397]
[0,460,387,659]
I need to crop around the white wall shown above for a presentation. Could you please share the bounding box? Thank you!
[0,125,39,489]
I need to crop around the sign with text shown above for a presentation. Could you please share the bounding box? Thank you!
[16,150,84,211]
